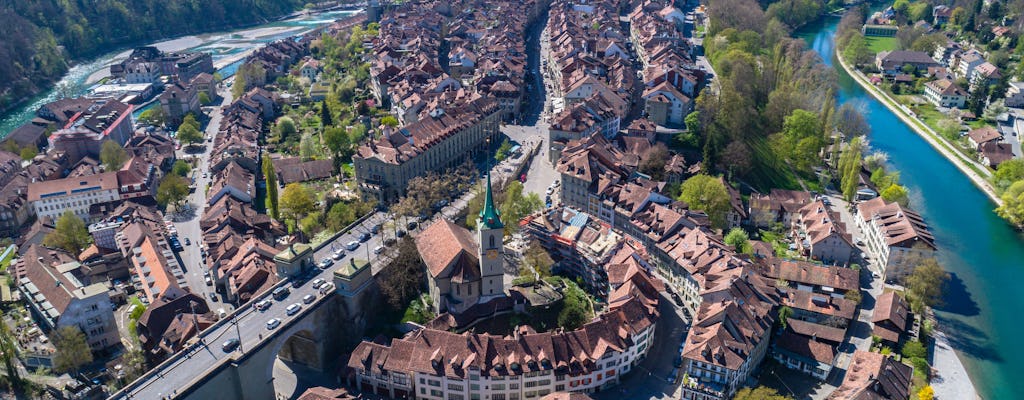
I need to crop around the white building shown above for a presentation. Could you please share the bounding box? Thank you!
[855,197,937,282]
[924,79,967,109]
[27,172,121,223]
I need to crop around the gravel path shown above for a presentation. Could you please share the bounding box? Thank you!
[931,329,980,400]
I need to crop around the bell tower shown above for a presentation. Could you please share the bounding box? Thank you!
[477,171,505,296]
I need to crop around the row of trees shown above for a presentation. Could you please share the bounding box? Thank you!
[992,159,1024,226]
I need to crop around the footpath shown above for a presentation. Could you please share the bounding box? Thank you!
[835,52,981,400]
[835,54,1003,206]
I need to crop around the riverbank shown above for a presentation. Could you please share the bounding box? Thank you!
[835,51,982,400]
[834,53,1003,206]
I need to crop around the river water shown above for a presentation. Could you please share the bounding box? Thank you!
[800,16,1024,400]
[0,10,356,139]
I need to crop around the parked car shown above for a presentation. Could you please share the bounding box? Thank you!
[205,276,213,286]
[384,238,397,246]
[358,232,371,242]
[286,303,302,316]
[209,292,218,302]
[311,279,325,289]
[371,224,382,234]
[406,221,418,230]
[346,241,360,251]
[396,230,407,238]
[332,249,345,260]
[266,318,281,330]
[373,245,385,255]
[318,259,334,269]
[221,338,240,352]
[302,294,316,304]
[255,300,272,311]
[184,238,191,246]
[318,282,336,294]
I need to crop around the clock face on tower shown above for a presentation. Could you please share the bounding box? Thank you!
[486,249,499,259]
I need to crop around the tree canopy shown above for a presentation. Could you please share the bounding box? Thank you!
[156,174,190,209]
[100,140,128,171]
[52,326,92,374]
[280,183,316,225]
[678,174,731,229]
[264,155,280,220]
[43,211,92,253]
[906,258,950,313]
[996,180,1024,226]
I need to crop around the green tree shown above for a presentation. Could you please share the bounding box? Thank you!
[378,237,425,310]
[198,91,211,105]
[299,212,322,235]
[992,159,1024,192]
[280,183,316,226]
[156,174,190,209]
[733,386,792,400]
[906,258,950,313]
[100,140,128,171]
[778,305,794,329]
[997,180,1024,225]
[172,159,191,177]
[881,184,910,206]
[52,326,93,374]
[902,340,927,359]
[638,143,670,181]
[557,281,592,331]
[724,228,752,253]
[138,107,166,126]
[232,73,247,99]
[263,155,279,220]
[843,34,875,66]
[678,174,731,229]
[275,116,298,141]
[320,101,333,127]
[326,201,357,231]
[495,139,513,162]
[500,181,543,234]
[323,126,352,171]
[522,240,554,278]
[779,109,824,171]
[0,318,20,383]
[43,211,92,253]
[380,115,399,127]
[19,146,37,160]
[177,122,203,146]
[838,137,864,201]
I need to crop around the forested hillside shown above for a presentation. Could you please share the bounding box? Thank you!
[0,0,307,113]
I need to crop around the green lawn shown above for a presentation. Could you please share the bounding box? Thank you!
[865,36,898,53]
[0,245,15,272]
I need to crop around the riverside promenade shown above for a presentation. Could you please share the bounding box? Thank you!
[835,54,1002,207]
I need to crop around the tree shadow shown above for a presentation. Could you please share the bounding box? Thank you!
[935,272,980,317]
[934,315,1003,363]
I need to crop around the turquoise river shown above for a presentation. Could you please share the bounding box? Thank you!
[801,15,1024,400]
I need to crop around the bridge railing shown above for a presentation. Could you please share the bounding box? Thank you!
[109,211,378,399]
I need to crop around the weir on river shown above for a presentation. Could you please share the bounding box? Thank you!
[800,15,1024,400]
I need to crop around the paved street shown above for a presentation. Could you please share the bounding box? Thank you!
[168,83,235,313]
[593,292,690,400]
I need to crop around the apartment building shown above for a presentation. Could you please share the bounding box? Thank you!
[348,280,659,400]
[855,197,936,282]
[791,200,855,266]
[27,172,121,223]
[354,97,501,203]
[15,245,119,351]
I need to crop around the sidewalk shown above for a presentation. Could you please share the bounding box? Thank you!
[931,330,980,400]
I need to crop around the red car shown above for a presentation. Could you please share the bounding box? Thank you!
[520,173,527,183]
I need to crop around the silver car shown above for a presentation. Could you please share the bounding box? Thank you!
[266,318,281,330]
[286,303,301,316]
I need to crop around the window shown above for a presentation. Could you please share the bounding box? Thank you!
[489,235,495,248]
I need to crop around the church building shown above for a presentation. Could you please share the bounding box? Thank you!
[416,173,507,314]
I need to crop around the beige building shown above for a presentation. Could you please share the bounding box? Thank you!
[354,97,501,204]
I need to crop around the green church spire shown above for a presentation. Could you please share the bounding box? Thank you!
[479,170,503,230]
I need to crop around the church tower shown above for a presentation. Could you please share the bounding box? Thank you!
[477,171,505,297]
